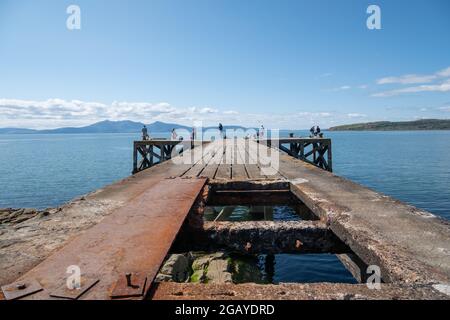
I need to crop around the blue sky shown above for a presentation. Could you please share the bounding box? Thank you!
[0,0,449,129]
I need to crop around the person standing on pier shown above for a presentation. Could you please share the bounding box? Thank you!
[171,128,178,140]
[260,125,265,139]
[219,123,224,139]
[310,126,315,137]
[142,125,149,140]
[191,127,196,141]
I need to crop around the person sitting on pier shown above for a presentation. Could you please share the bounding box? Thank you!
[142,125,149,140]
[171,128,178,140]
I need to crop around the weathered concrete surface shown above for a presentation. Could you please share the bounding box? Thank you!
[157,251,264,285]
[0,200,122,286]
[337,253,369,283]
[0,153,197,287]
[0,208,46,225]
[206,260,233,284]
[277,152,450,284]
[183,221,349,254]
[151,282,449,300]
[155,254,191,283]
[190,252,232,284]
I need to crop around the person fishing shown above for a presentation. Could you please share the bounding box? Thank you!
[316,126,324,138]
[142,125,149,140]
[219,123,224,139]
[310,126,315,137]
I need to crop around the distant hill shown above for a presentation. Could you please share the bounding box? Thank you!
[0,128,38,134]
[0,120,248,134]
[329,119,450,131]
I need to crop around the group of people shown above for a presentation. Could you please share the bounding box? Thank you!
[220,123,266,140]
[143,123,323,141]
[141,125,191,141]
[310,125,323,137]
[143,123,266,141]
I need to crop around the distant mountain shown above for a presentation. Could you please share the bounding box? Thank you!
[147,121,191,132]
[38,120,146,134]
[329,119,450,131]
[0,128,38,134]
[0,120,249,134]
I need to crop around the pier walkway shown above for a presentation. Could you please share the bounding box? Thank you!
[1,138,449,300]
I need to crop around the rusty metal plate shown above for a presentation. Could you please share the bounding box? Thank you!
[49,277,99,300]
[11,178,206,300]
[1,280,43,300]
[110,272,147,299]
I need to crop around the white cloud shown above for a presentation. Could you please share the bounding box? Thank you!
[377,74,437,85]
[436,67,450,78]
[188,107,218,114]
[329,85,351,91]
[223,110,239,115]
[376,66,450,86]
[298,112,332,118]
[372,79,450,97]
[0,98,341,129]
[347,113,367,118]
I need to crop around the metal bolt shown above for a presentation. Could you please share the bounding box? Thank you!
[125,273,132,287]
[16,283,27,290]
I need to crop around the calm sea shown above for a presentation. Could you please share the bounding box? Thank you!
[1,130,449,283]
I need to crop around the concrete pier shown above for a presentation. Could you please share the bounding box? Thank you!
[1,138,449,300]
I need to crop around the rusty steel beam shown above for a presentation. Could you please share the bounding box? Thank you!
[8,177,207,300]
[174,221,350,254]
[150,282,449,300]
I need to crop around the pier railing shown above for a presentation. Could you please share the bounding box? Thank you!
[132,140,205,174]
[261,138,332,172]
[133,137,332,174]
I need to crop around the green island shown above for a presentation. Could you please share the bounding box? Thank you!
[328,119,450,131]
